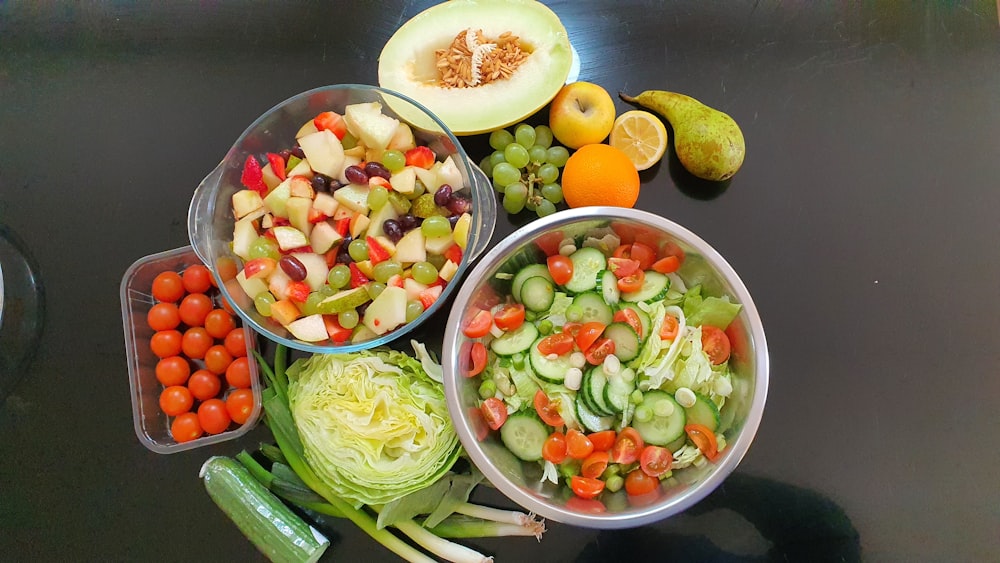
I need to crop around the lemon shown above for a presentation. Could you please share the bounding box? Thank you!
[609,110,669,171]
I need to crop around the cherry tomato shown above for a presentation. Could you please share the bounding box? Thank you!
[188,369,222,401]
[587,430,617,452]
[613,309,643,339]
[610,427,645,464]
[462,341,488,378]
[565,496,607,513]
[178,293,213,327]
[150,330,182,358]
[685,424,720,461]
[537,332,574,356]
[566,429,595,460]
[639,445,673,477]
[204,344,233,375]
[659,314,679,341]
[170,412,203,443]
[628,242,657,270]
[462,309,493,338]
[624,469,658,496]
[147,303,181,331]
[612,244,631,259]
[182,264,213,294]
[480,397,508,430]
[546,255,574,286]
[159,385,194,416]
[468,406,490,441]
[584,338,615,365]
[581,450,610,479]
[151,271,185,303]
[660,241,686,264]
[204,309,236,339]
[575,322,605,353]
[570,475,605,499]
[701,326,731,365]
[226,388,256,425]
[155,356,191,386]
[533,390,565,427]
[225,356,252,388]
[561,322,582,337]
[542,432,568,464]
[608,257,640,279]
[181,327,214,359]
[617,270,645,293]
[652,255,680,274]
[197,398,232,435]
[223,328,247,357]
[534,230,565,257]
[493,303,526,331]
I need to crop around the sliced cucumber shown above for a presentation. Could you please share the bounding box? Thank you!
[632,390,686,446]
[598,270,620,305]
[565,247,607,293]
[575,395,614,432]
[572,292,614,325]
[603,322,640,362]
[528,337,571,384]
[512,264,553,303]
[604,371,636,413]
[519,276,555,313]
[622,271,670,303]
[584,368,616,416]
[621,304,651,343]
[500,413,549,461]
[490,322,539,356]
[684,392,721,432]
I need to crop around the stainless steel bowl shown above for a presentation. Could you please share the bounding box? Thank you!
[442,207,768,528]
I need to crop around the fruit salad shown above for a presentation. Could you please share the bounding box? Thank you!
[227,102,474,345]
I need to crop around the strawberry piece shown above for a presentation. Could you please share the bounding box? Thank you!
[323,249,338,268]
[334,217,351,237]
[404,146,435,169]
[323,315,353,343]
[283,245,314,255]
[314,111,347,140]
[387,274,404,288]
[287,281,311,303]
[418,285,444,310]
[271,217,291,227]
[267,153,287,181]
[349,263,369,288]
[369,176,393,191]
[366,237,391,265]
[444,244,463,265]
[241,155,267,195]
[307,208,329,224]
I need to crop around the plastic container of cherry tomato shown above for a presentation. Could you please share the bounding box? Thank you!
[121,246,262,454]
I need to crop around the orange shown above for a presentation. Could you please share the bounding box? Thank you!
[561,144,641,208]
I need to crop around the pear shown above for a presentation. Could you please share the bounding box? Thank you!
[620,90,745,181]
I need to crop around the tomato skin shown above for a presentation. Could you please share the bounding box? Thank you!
[613,309,643,339]
[223,328,247,357]
[480,397,508,430]
[566,429,595,460]
[152,271,185,303]
[542,432,568,464]
[188,369,222,401]
[607,257,640,278]
[537,332,575,356]
[581,450,610,479]
[204,345,234,375]
[546,255,574,286]
[226,388,256,425]
[612,244,631,259]
[659,314,680,341]
[182,265,213,294]
[181,327,214,359]
[652,255,680,274]
[617,270,645,293]
[198,398,232,435]
[170,412,203,443]
[204,309,236,339]
[610,427,645,464]
[639,445,673,477]
[570,476,605,500]
[462,309,493,338]
[493,304,526,331]
[701,326,732,365]
[685,424,720,461]
[587,430,617,452]
[159,385,194,416]
[566,496,607,513]
[462,341,488,378]
[156,356,191,386]
[660,241,686,264]
[150,330,183,358]
[535,230,565,257]
[575,322,605,353]
[584,338,615,365]
[178,293,213,327]
[628,242,657,270]
[147,303,181,331]
[468,407,490,441]
[624,469,658,496]
[225,356,252,389]
[533,390,565,427]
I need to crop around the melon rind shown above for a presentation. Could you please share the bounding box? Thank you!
[378,0,573,135]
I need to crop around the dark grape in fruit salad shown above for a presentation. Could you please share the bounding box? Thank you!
[229,102,475,345]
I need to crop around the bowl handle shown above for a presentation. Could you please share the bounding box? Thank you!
[466,164,497,261]
[187,163,225,267]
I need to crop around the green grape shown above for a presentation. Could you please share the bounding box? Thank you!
[479,156,494,178]
[426,253,446,270]
[410,179,426,199]
[538,163,560,183]
[546,146,570,167]
[366,281,386,299]
[528,144,547,164]
[319,284,336,297]
[302,291,324,315]
[492,162,521,186]
[338,309,359,329]
[536,199,557,217]
[327,264,350,289]
[372,260,403,283]
[489,150,507,168]
[254,291,276,316]
[525,197,537,212]
[504,143,530,169]
[493,179,507,193]
[534,125,554,148]
[514,123,536,148]
[412,261,439,284]
[503,194,525,214]
[541,182,564,204]
[421,215,452,237]
[348,239,369,262]
[405,300,425,322]
[367,185,389,211]
[381,150,406,172]
[566,303,583,322]
[248,236,280,260]
[503,182,527,214]
[489,129,514,150]
[341,132,358,150]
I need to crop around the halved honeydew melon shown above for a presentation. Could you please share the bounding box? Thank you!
[378,0,572,135]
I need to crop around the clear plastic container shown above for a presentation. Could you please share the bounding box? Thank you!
[121,246,262,454]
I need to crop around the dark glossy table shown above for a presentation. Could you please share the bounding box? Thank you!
[2,2,999,561]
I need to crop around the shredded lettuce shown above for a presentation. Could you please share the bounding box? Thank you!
[541,292,573,326]
[410,340,444,383]
[686,296,742,330]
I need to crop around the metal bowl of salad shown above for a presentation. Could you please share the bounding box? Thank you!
[442,207,768,528]
[187,84,496,354]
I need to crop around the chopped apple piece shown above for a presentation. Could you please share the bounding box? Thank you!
[366,201,398,238]
[309,220,342,254]
[232,217,259,260]
[354,259,374,279]
[236,270,268,301]
[365,147,385,164]
[270,298,302,326]
[263,178,292,218]
[436,156,463,192]
[262,163,282,191]
[351,323,378,344]
[394,228,426,263]
[312,192,339,216]
[453,212,472,250]
[362,285,407,335]
[350,213,371,239]
[333,206,355,221]
[387,122,416,152]
[403,277,429,301]
[232,189,264,219]
[286,158,312,178]
[318,286,370,314]
[296,119,319,139]
[299,129,345,178]
[344,102,400,151]
[289,176,315,198]
[286,314,329,342]
[425,234,454,255]
[286,197,314,237]
[374,235,396,255]
[268,269,292,301]
[272,225,309,251]
[334,184,370,214]
[337,155,362,184]
[291,252,330,292]
[261,213,275,229]
[413,165,441,194]
[390,166,417,194]
[438,259,459,282]
[243,257,277,280]
[343,145,366,159]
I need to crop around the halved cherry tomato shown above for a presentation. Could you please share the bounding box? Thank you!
[587,430,617,452]
[660,240,686,264]
[610,427,645,464]
[462,341,488,378]
[546,255,574,286]
[575,322,605,353]
[533,390,565,427]
[480,397,508,430]
[566,428,595,459]
[639,445,673,477]
[628,242,657,270]
[659,314,680,341]
[685,424,720,461]
[462,309,493,338]
[468,407,490,441]
[570,476,605,499]
[608,257,640,278]
[494,303,526,331]
[652,255,681,274]
[617,270,645,293]
[624,469,658,496]
[581,450,610,479]
[535,230,565,257]
[537,332,574,356]
[542,432,568,464]
[613,309,643,339]
[565,496,607,513]
[584,338,615,365]
[612,244,632,259]
[561,322,582,337]
[701,326,731,365]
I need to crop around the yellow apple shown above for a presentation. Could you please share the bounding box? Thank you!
[548,82,617,149]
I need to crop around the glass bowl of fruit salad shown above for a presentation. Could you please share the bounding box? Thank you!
[441,207,768,528]
[188,84,496,353]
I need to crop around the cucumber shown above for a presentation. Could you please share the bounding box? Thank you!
[597,270,620,305]
[575,395,614,432]
[603,322,640,362]
[565,247,607,293]
[622,271,669,303]
[500,413,549,461]
[572,292,614,325]
[604,370,636,413]
[583,368,616,416]
[685,392,721,432]
[519,276,555,313]
[632,390,686,446]
[621,305,651,343]
[490,322,539,356]
[201,456,329,563]
[512,264,553,303]
[528,336,571,383]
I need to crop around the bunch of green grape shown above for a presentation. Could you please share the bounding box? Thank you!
[479,123,570,218]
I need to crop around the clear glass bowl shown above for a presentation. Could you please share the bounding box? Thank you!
[187,84,496,354]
